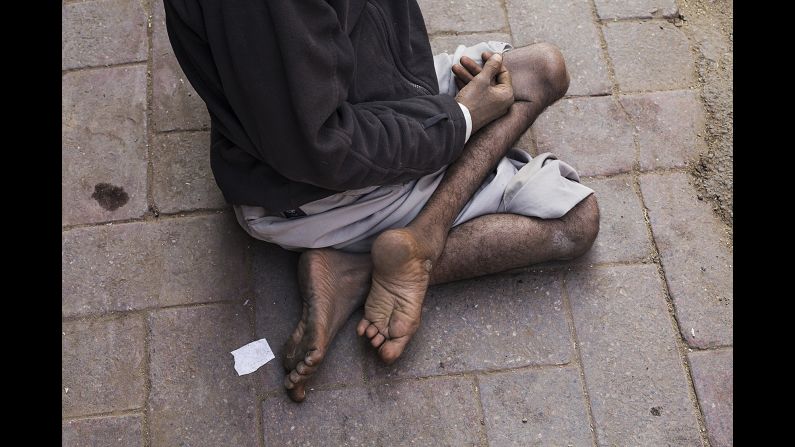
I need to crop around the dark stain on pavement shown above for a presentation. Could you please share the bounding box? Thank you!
[91,183,129,211]
[650,406,662,416]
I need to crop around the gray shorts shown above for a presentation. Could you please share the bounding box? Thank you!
[234,41,594,253]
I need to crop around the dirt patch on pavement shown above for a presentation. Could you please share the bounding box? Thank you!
[679,0,733,235]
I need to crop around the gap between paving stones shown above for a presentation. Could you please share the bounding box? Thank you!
[61,298,245,323]
[61,60,148,75]
[471,376,490,444]
[60,208,229,232]
[560,270,599,446]
[145,0,157,224]
[633,174,712,446]
[257,362,575,401]
[61,409,145,422]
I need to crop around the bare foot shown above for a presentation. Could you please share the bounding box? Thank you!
[356,228,441,364]
[283,248,370,402]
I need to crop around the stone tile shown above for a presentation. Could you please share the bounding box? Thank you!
[566,265,702,445]
[593,0,679,20]
[479,367,593,446]
[62,415,143,447]
[152,131,226,213]
[621,90,707,170]
[152,0,210,131]
[532,97,635,177]
[62,66,148,225]
[515,128,538,156]
[250,242,366,395]
[62,316,145,417]
[366,271,572,380]
[574,176,651,264]
[62,0,148,70]
[429,33,513,55]
[689,349,733,447]
[262,376,484,446]
[506,0,611,96]
[62,213,249,317]
[419,0,507,33]
[148,303,259,447]
[639,172,732,348]
[604,21,695,92]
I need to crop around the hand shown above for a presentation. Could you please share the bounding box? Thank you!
[452,51,495,90]
[453,52,514,133]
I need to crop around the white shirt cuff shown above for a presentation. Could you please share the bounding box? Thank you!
[457,102,472,143]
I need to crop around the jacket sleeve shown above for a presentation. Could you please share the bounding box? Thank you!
[206,0,467,191]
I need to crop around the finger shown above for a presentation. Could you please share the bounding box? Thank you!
[460,56,483,77]
[481,51,494,64]
[455,77,465,90]
[478,52,503,82]
[452,64,474,84]
[495,60,512,88]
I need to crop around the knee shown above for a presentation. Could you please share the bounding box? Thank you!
[506,42,570,102]
[561,194,600,259]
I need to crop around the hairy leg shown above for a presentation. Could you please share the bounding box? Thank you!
[357,43,573,364]
[284,195,598,401]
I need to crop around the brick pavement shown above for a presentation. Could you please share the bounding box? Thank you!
[62,0,732,445]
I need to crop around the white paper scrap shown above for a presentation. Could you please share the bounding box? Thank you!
[231,338,275,376]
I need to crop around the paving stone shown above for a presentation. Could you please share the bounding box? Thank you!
[249,242,367,395]
[532,97,635,177]
[688,349,733,447]
[62,415,143,447]
[566,265,702,445]
[506,0,611,96]
[593,0,679,20]
[418,0,507,33]
[62,0,148,70]
[62,316,146,417]
[148,303,259,447]
[366,271,572,380]
[604,21,695,92]
[62,213,248,317]
[639,172,732,348]
[262,376,484,446]
[152,0,210,131]
[621,90,707,170]
[574,176,651,265]
[515,128,538,156]
[62,66,148,225]
[429,33,513,55]
[152,131,226,213]
[479,367,593,446]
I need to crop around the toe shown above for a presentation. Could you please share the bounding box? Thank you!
[378,338,409,365]
[370,333,385,347]
[365,324,380,339]
[288,382,306,402]
[356,319,370,336]
[304,348,325,367]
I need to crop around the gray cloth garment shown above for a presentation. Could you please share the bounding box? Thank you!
[234,41,594,253]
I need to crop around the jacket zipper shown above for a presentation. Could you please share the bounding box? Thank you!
[366,2,433,96]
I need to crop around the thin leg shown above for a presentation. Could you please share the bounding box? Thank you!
[283,195,598,401]
[356,43,573,364]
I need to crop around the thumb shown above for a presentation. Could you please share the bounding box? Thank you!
[478,53,503,82]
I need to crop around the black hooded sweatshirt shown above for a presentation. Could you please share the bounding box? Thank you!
[163,0,468,211]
